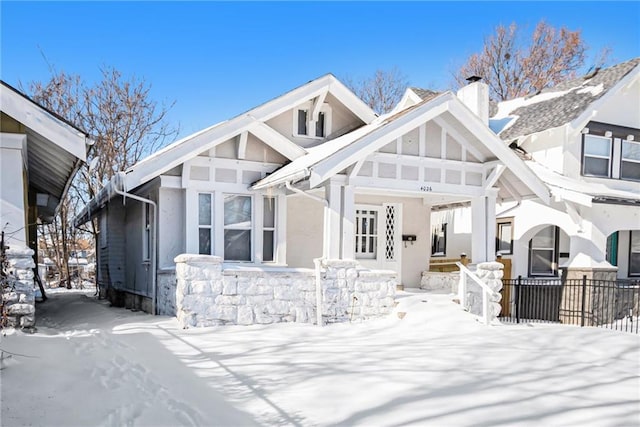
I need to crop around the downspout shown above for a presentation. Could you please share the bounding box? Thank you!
[285,180,327,327]
[113,172,158,315]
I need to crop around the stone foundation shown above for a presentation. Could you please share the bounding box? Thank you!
[157,269,177,316]
[2,247,36,329]
[174,255,396,328]
[420,271,459,293]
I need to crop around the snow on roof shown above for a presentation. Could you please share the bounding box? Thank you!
[492,57,640,141]
[525,160,640,204]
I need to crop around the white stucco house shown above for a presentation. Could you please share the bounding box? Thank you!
[1,81,88,327]
[76,72,552,327]
[420,58,640,282]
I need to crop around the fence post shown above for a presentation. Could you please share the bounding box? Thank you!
[515,275,521,324]
[580,275,587,327]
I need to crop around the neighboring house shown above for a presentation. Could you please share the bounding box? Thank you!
[422,58,640,282]
[76,72,550,326]
[0,81,88,327]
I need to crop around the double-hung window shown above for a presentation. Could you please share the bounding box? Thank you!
[621,139,640,181]
[263,197,276,262]
[529,226,558,276]
[582,134,612,177]
[198,193,213,255]
[224,195,252,262]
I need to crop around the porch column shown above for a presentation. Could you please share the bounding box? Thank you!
[324,180,342,259]
[471,190,497,264]
[341,186,355,260]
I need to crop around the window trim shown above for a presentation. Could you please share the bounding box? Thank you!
[496,217,514,256]
[581,122,640,182]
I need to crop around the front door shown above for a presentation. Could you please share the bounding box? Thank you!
[355,203,402,284]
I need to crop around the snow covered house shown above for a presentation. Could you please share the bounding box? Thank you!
[1,81,89,327]
[420,58,640,283]
[76,73,552,327]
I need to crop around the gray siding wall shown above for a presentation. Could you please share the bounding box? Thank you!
[99,201,126,289]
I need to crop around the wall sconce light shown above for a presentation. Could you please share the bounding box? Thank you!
[604,131,613,138]
[581,128,589,134]
[627,135,635,141]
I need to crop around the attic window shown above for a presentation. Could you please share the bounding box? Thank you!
[293,102,332,139]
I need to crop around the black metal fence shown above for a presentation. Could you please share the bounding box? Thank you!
[499,276,640,334]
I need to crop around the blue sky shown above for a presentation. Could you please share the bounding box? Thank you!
[2,1,639,139]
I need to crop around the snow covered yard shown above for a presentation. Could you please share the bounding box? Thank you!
[1,289,639,427]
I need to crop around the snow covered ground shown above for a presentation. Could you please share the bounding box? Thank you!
[1,288,639,426]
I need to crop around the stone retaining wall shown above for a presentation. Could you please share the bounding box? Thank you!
[174,255,396,328]
[2,247,36,329]
[420,271,459,293]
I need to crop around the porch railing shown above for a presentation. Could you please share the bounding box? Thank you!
[500,276,639,334]
[456,262,501,325]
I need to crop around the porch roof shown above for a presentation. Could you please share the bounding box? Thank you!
[525,160,640,207]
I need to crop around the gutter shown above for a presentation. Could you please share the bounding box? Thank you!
[112,172,158,316]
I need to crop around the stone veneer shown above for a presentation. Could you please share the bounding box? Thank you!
[174,254,396,328]
[420,271,460,293]
[464,262,503,321]
[560,267,619,326]
[2,247,36,329]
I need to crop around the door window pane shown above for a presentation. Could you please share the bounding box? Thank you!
[355,209,378,259]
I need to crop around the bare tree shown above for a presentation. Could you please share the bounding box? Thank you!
[28,66,177,289]
[453,21,603,101]
[344,68,409,114]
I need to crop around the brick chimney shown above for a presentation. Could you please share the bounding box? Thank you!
[457,76,489,125]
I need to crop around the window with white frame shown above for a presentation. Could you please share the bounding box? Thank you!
[529,226,558,277]
[581,123,640,182]
[496,218,514,255]
[263,197,276,262]
[621,139,640,181]
[198,193,213,255]
[582,134,612,178]
[223,194,252,262]
[431,223,447,257]
[355,209,378,259]
[630,231,640,277]
[293,102,331,138]
[143,202,151,262]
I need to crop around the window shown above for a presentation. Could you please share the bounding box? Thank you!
[582,134,611,177]
[198,193,213,255]
[621,139,640,181]
[581,123,640,182]
[529,226,559,276]
[431,223,447,257]
[263,197,276,262]
[315,112,325,137]
[293,102,331,138]
[143,202,151,261]
[496,218,514,255]
[355,210,378,259]
[630,231,640,277]
[297,109,308,135]
[223,194,252,261]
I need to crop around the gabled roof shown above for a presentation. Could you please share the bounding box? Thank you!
[491,58,640,140]
[253,91,551,204]
[1,80,89,221]
[121,74,377,191]
[409,87,441,102]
